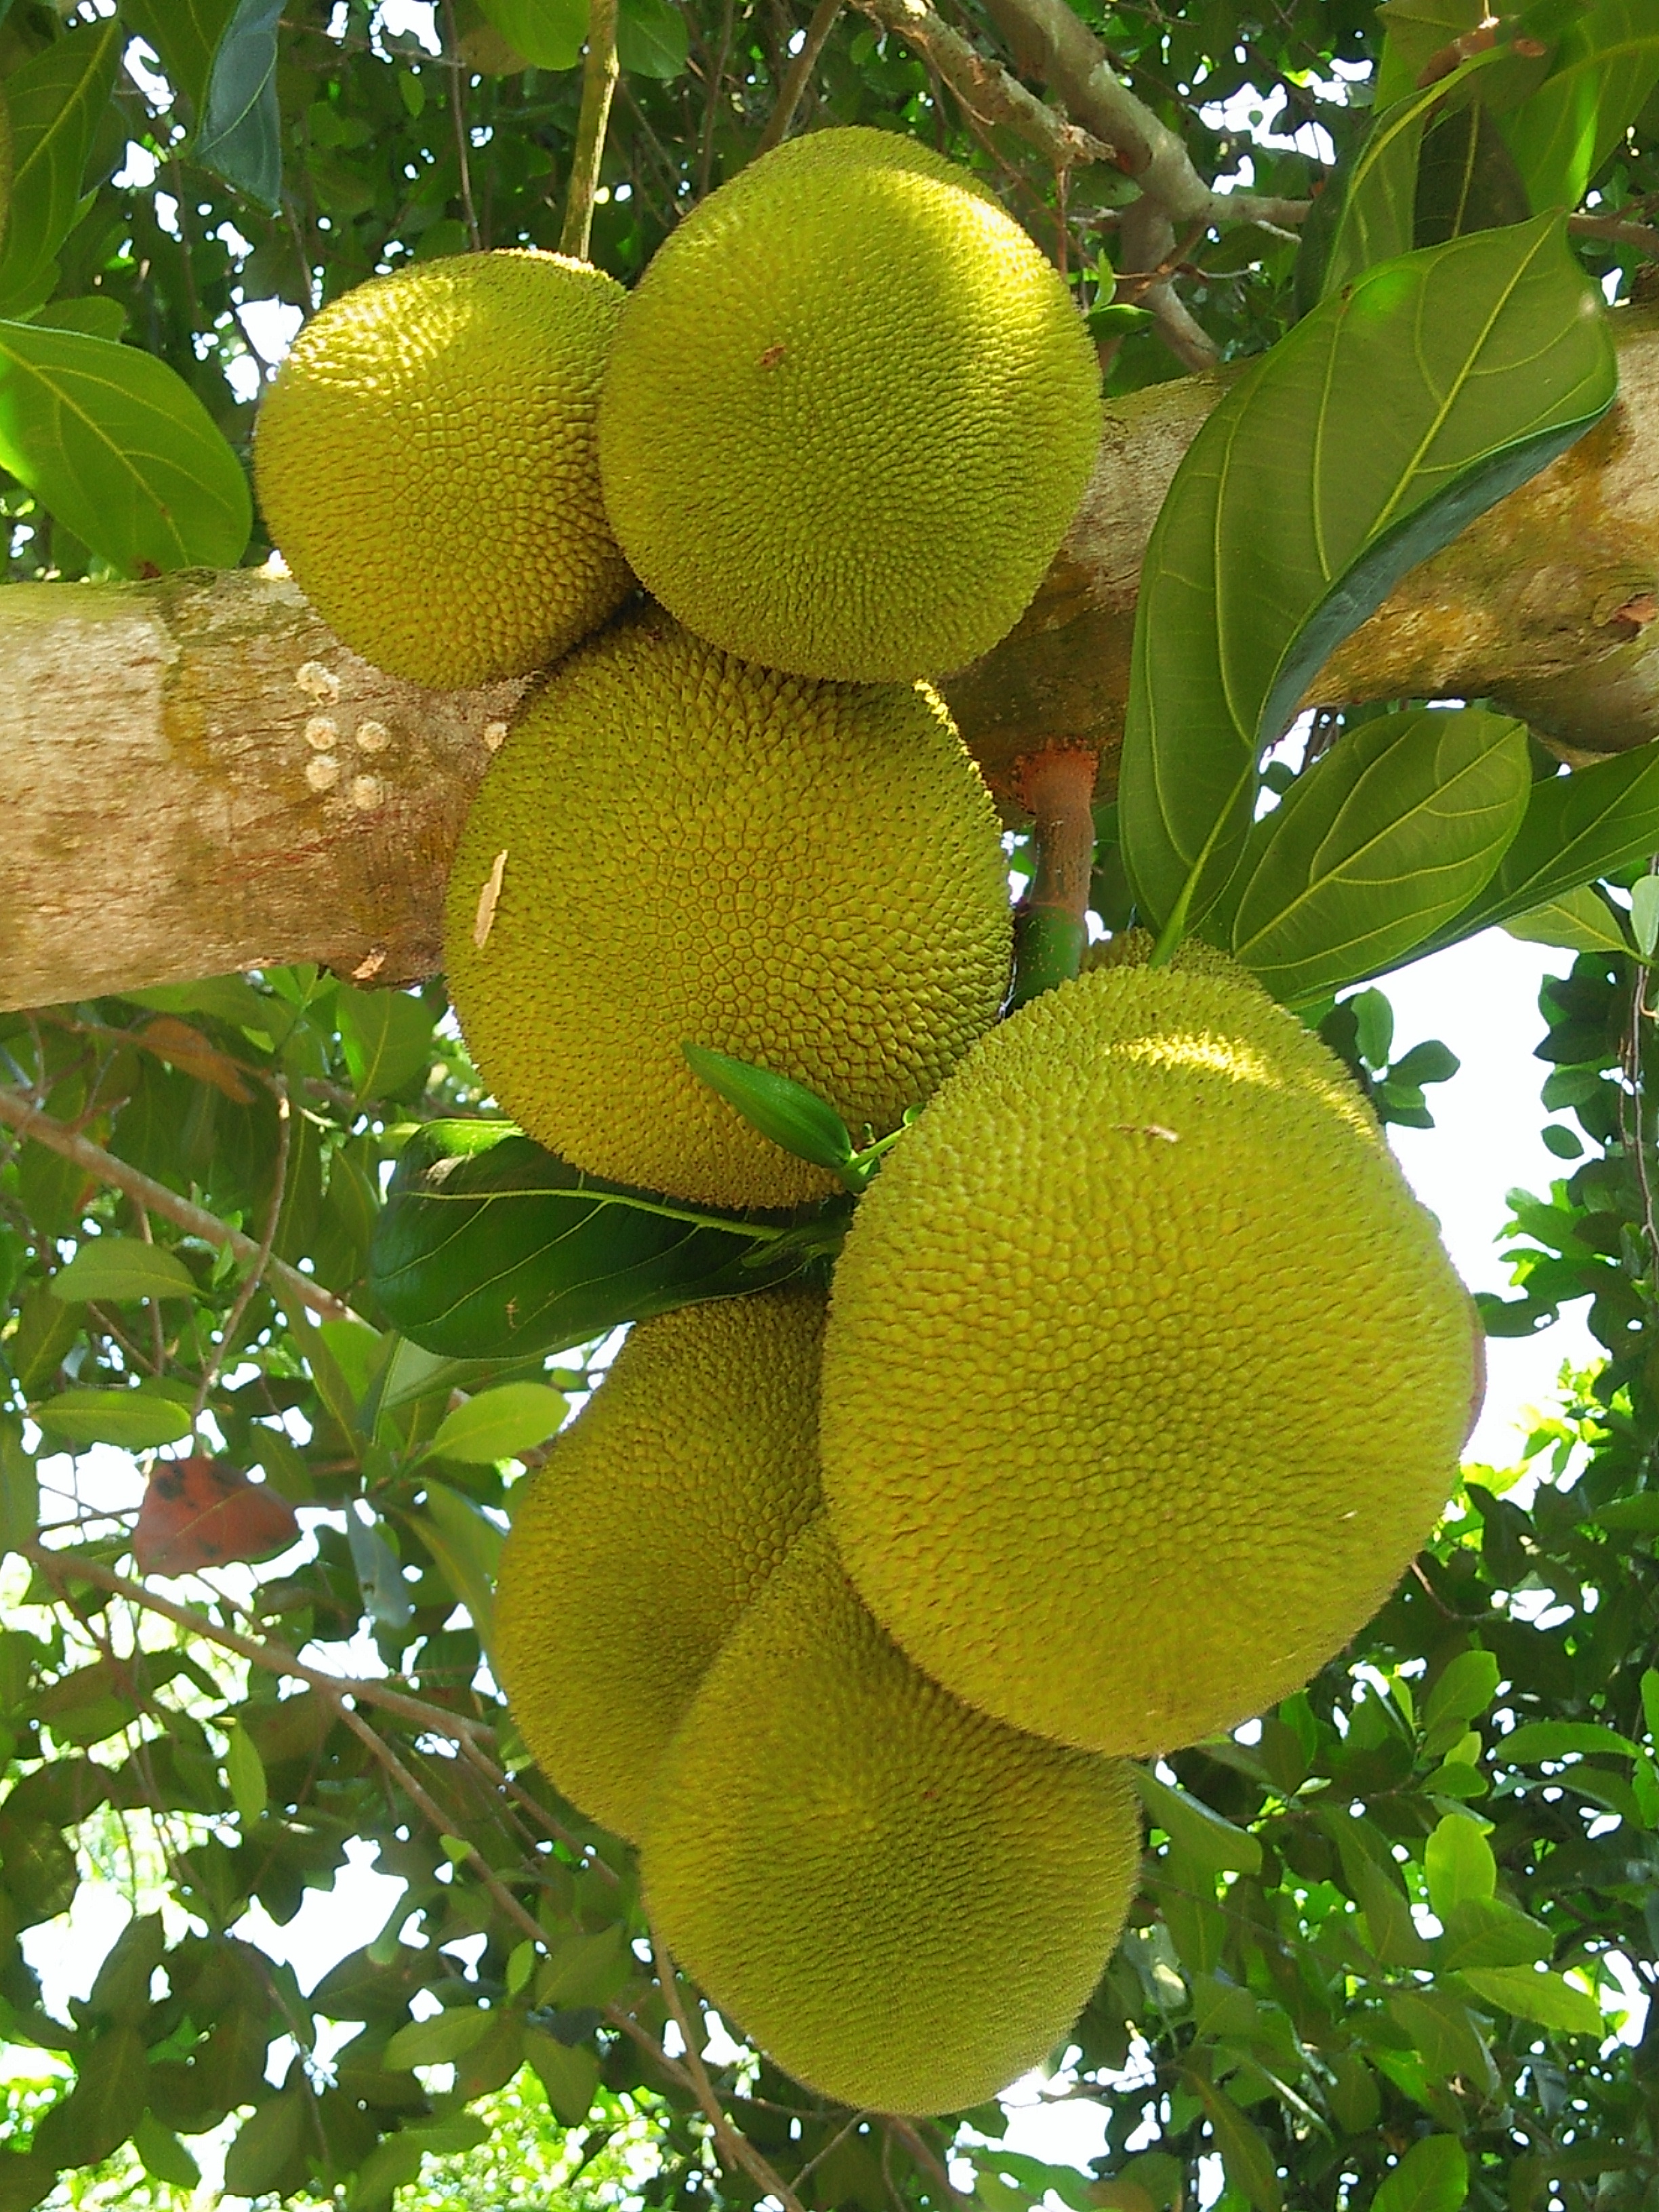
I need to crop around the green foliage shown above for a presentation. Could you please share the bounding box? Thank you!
[1,3,1658,2208]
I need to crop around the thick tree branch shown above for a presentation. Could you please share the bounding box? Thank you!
[4,310,1658,1012]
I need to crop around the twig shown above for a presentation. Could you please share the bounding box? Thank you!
[849,0,1115,174]
[1117,193,1218,371]
[561,0,621,258]
[441,0,483,249]
[697,0,739,190]
[22,1542,492,1746]
[1570,212,1659,258]
[884,2116,975,2206]
[975,0,1309,231]
[649,1921,809,2212]
[193,1081,293,1425]
[756,0,846,156]
[0,1085,356,1324]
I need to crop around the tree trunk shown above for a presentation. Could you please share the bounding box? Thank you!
[4,308,1657,1015]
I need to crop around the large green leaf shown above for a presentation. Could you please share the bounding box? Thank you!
[335,986,436,1103]
[0,21,121,316]
[1456,1964,1605,2032]
[1189,2077,1282,2212]
[30,2024,148,2168]
[38,1387,194,1450]
[1222,707,1531,1001]
[400,1481,504,1648]
[617,0,691,77]
[121,0,240,120]
[0,321,251,574]
[1119,213,1614,941]
[369,1121,832,1359]
[195,0,285,211]
[428,1382,567,1464]
[49,1238,197,1306]
[1409,740,1659,960]
[1503,882,1633,956]
[1501,0,1659,211]
[478,0,588,68]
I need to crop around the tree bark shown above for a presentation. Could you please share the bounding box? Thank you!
[4,308,1657,1016]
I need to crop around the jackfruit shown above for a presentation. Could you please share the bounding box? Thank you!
[642,1519,1140,2115]
[494,1288,825,1841]
[443,605,1012,1210]
[597,127,1101,683]
[255,251,629,689]
[819,960,1478,1755]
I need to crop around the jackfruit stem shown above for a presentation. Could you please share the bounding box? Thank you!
[560,0,621,260]
[1008,745,1097,1010]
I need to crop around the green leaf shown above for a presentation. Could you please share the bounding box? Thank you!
[1189,2077,1282,2212]
[1424,1813,1496,1917]
[0,21,121,316]
[1133,1769,1262,1875]
[122,0,241,119]
[1414,103,1533,247]
[30,2023,148,2167]
[369,1122,825,1361]
[1225,707,1531,999]
[1457,1964,1605,2033]
[682,1044,857,1181]
[0,1414,38,1555]
[1503,882,1633,956]
[222,2087,308,2196]
[1414,742,1659,956]
[1437,1896,1553,1969]
[37,1387,194,1450]
[477,0,588,68]
[525,2029,601,2123]
[401,1481,504,1649]
[383,2006,495,2069]
[1500,0,1659,211]
[538,1921,632,2007]
[617,0,689,75]
[0,319,251,574]
[1371,2135,1469,2212]
[1119,213,1614,942]
[50,1237,197,1305]
[1424,1647,1501,1732]
[1387,1988,1494,2086]
[224,1720,267,1826]
[1642,1666,1659,1746]
[336,987,436,1103]
[196,0,285,210]
[346,1511,414,1632]
[429,1382,567,1465]
[133,2113,201,2192]
[1375,0,1481,105]
[1498,1719,1641,1759]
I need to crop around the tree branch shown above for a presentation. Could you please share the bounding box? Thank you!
[848,0,1117,171]
[561,0,621,259]
[756,0,846,157]
[0,1084,356,1324]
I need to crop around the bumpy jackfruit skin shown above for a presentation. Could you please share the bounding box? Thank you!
[820,961,1477,1756]
[642,1519,1140,2116]
[254,251,629,689]
[443,606,1012,1210]
[493,1289,825,1842]
[598,127,1101,682]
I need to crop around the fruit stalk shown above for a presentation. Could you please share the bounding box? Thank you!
[560,0,621,260]
[1008,743,1097,1009]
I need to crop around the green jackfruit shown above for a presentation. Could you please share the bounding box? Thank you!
[642,1519,1140,2115]
[598,127,1101,682]
[494,1289,824,1841]
[255,251,628,688]
[820,960,1478,1755]
[443,605,1012,1210]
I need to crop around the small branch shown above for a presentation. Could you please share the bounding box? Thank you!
[561,0,621,259]
[1009,745,1099,1009]
[0,1085,355,1325]
[697,0,739,192]
[441,0,483,249]
[649,1921,809,2212]
[1116,194,1218,371]
[975,0,1309,231]
[22,1542,492,1746]
[849,0,1116,174]
[1570,211,1659,258]
[884,2116,975,2207]
[192,1080,292,1425]
[756,0,846,157]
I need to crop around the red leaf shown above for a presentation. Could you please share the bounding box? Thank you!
[134,1456,300,1576]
